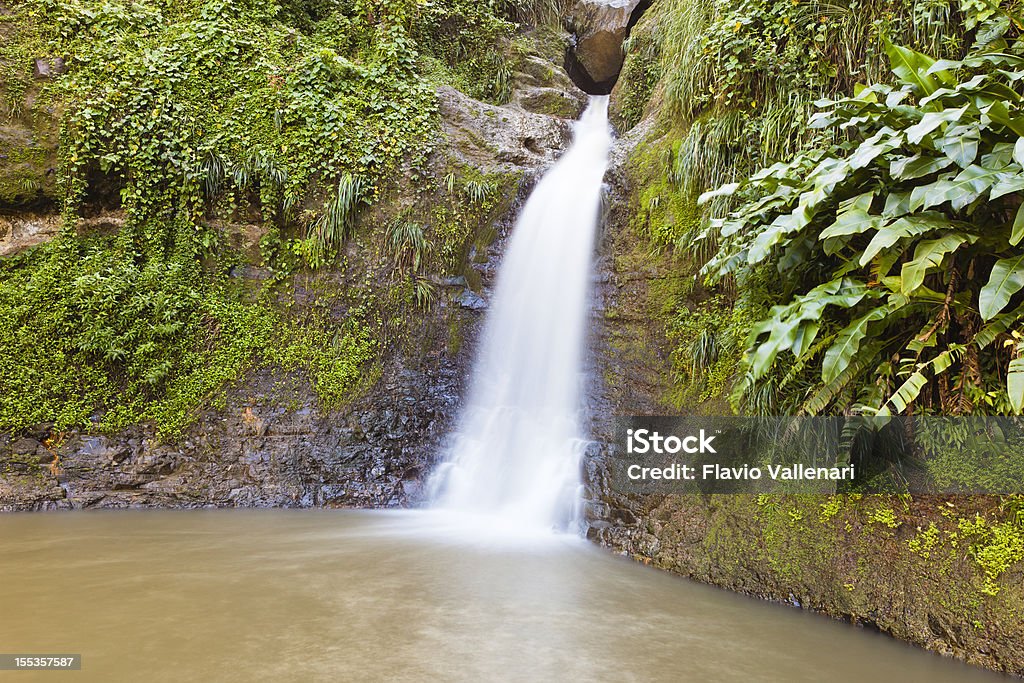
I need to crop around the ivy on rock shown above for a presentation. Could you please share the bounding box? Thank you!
[0,0,548,436]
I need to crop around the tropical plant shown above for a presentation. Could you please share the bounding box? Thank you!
[703,42,1024,416]
[387,217,429,274]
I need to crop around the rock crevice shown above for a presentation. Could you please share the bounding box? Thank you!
[565,0,652,94]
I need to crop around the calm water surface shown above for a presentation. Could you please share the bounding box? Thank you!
[0,510,1008,682]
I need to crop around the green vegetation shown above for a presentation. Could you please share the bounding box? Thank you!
[705,44,1024,417]
[0,0,555,436]
[958,511,1024,595]
[0,230,379,437]
[615,3,1024,631]
[618,0,1024,420]
[647,494,1022,643]
[617,0,962,411]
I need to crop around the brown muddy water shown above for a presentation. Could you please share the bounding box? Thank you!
[0,510,1009,682]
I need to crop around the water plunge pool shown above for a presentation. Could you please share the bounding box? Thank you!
[0,510,1006,682]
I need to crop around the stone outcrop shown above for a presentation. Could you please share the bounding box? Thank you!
[0,212,60,255]
[0,25,61,210]
[512,55,588,119]
[438,86,572,173]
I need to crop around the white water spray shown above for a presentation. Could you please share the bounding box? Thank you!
[429,96,613,532]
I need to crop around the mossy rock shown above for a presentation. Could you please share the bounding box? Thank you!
[514,86,586,119]
[0,89,60,208]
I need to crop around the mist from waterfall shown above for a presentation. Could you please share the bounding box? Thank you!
[428,96,613,532]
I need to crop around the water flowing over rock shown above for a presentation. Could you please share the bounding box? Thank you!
[428,97,613,531]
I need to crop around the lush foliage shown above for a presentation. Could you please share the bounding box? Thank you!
[620,0,1024,417]
[651,0,965,199]
[0,231,378,436]
[0,0,544,435]
[662,0,965,118]
[703,43,1024,416]
[42,0,443,265]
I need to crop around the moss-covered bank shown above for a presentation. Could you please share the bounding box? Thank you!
[590,493,1022,674]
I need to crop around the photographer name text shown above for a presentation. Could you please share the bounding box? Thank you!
[624,429,855,482]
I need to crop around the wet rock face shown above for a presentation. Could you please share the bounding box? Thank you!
[567,0,649,94]
[580,115,681,536]
[512,55,589,119]
[0,363,463,511]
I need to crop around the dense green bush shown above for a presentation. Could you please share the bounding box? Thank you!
[0,229,273,434]
[0,0,540,435]
[627,0,1024,414]
[704,41,1024,416]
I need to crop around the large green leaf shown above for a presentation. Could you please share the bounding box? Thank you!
[849,129,902,169]
[885,41,951,95]
[976,303,1024,348]
[859,215,945,266]
[980,254,1024,320]
[878,347,963,416]
[822,306,889,383]
[883,190,914,217]
[890,154,953,181]
[936,125,981,168]
[747,280,871,378]
[747,213,801,265]
[801,348,878,415]
[698,183,740,205]
[878,371,929,416]
[986,100,1024,137]
[1008,356,1024,413]
[749,317,801,379]
[900,233,972,294]
[905,106,968,144]
[982,142,1016,168]
[791,321,821,358]
[1013,203,1024,246]
[820,193,882,239]
[821,212,884,241]
[964,53,1024,70]
[989,172,1024,200]
[909,165,1002,211]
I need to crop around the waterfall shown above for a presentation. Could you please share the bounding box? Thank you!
[428,96,613,532]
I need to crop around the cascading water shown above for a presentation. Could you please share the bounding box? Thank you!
[428,96,613,532]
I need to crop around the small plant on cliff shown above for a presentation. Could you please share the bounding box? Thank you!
[387,217,430,274]
[957,513,1024,595]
